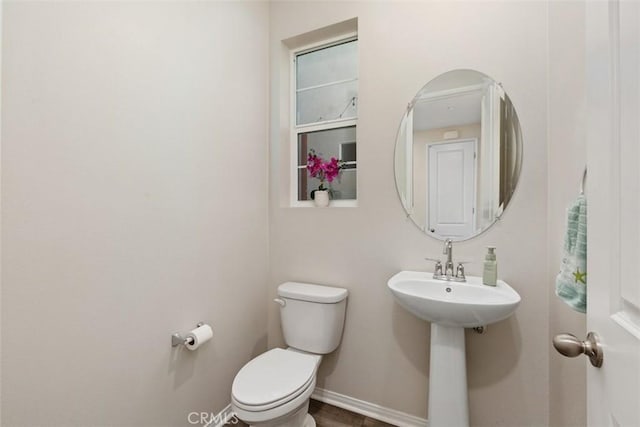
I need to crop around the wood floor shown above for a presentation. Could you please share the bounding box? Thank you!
[233,399,397,426]
[308,399,396,427]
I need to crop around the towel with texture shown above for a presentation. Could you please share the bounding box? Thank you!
[555,194,587,313]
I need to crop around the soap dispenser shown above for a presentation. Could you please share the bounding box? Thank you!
[483,246,498,286]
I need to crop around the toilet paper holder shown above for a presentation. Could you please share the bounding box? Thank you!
[172,322,204,347]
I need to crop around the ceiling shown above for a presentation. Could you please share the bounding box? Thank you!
[413,90,483,131]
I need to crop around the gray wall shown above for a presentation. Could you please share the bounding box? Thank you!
[1,2,269,426]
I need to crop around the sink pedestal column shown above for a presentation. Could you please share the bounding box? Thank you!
[428,323,469,427]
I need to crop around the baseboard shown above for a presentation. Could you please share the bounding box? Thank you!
[206,403,237,427]
[216,388,428,427]
[311,387,429,427]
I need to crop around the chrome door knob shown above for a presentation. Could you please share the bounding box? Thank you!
[553,331,603,368]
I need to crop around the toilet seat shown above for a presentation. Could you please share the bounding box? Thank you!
[232,348,320,412]
[232,377,316,425]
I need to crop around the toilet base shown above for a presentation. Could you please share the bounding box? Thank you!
[246,401,314,427]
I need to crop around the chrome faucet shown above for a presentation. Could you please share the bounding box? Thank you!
[443,239,454,278]
[429,239,466,282]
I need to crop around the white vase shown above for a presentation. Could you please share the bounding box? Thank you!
[313,190,330,207]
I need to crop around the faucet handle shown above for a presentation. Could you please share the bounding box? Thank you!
[455,263,467,282]
[426,257,444,278]
[434,261,443,277]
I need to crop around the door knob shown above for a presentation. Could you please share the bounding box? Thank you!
[553,331,603,368]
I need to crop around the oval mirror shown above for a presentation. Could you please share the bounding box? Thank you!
[394,69,523,241]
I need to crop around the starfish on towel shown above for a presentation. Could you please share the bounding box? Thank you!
[573,268,587,284]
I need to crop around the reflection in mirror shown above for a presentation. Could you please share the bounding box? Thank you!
[394,70,522,241]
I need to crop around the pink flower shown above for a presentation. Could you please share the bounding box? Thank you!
[307,152,322,177]
[306,149,344,189]
[324,157,340,182]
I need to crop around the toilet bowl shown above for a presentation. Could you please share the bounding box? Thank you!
[232,348,321,427]
[231,282,348,427]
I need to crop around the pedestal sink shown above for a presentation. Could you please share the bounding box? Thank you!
[388,271,521,427]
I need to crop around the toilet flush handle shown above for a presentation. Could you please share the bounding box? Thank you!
[273,298,286,307]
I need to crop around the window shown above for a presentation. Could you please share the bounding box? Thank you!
[292,37,358,205]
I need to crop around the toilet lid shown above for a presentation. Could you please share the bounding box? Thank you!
[232,348,318,408]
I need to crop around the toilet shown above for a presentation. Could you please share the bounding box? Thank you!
[231,282,348,427]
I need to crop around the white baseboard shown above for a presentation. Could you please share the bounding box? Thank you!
[217,388,428,427]
[311,387,429,427]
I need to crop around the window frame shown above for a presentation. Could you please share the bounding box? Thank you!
[289,33,358,208]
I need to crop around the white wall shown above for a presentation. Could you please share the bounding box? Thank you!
[0,0,3,421]
[1,2,269,426]
[548,2,587,426]
[0,2,589,426]
[269,2,550,425]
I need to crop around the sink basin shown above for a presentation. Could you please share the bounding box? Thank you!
[388,270,521,327]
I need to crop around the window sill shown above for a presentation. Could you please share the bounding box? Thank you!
[290,200,358,208]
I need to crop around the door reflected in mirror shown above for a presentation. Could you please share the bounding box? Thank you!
[394,70,523,241]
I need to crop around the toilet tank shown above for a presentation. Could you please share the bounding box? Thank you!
[277,282,348,354]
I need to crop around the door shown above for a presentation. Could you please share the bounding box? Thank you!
[587,1,640,425]
[480,82,505,223]
[427,139,476,238]
[398,110,414,213]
